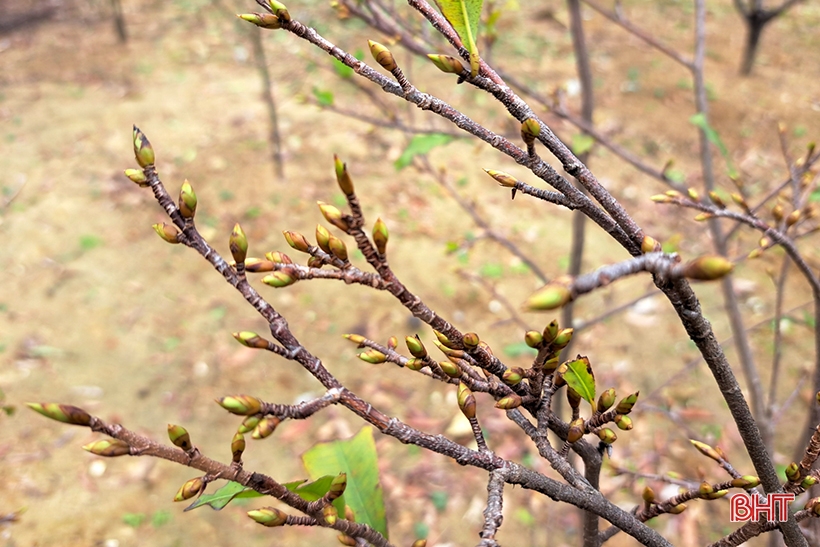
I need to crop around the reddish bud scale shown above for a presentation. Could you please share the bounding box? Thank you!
[252,416,281,439]
[217,395,263,416]
[27,403,92,426]
[265,251,293,264]
[83,439,131,457]
[283,230,310,253]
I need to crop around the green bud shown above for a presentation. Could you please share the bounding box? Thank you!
[434,330,458,349]
[230,223,248,265]
[317,201,350,232]
[283,230,310,253]
[524,331,543,348]
[690,439,722,462]
[247,507,287,527]
[368,40,397,71]
[338,534,357,546]
[237,13,281,29]
[217,395,262,416]
[669,504,687,515]
[174,477,205,501]
[708,191,726,208]
[262,271,297,288]
[153,223,180,244]
[551,328,573,350]
[233,331,270,349]
[457,382,476,419]
[495,393,522,410]
[167,424,192,450]
[682,256,734,281]
[731,476,761,489]
[124,168,148,187]
[483,169,518,188]
[405,335,427,358]
[316,224,332,254]
[412,540,428,547]
[244,258,275,272]
[343,333,366,345]
[597,388,616,413]
[265,251,293,264]
[387,336,398,350]
[704,490,728,500]
[542,320,559,344]
[552,363,568,387]
[357,349,387,364]
[328,234,348,262]
[567,387,581,410]
[83,439,131,457]
[525,283,572,311]
[334,155,355,196]
[462,332,479,349]
[372,217,388,255]
[520,118,541,143]
[802,476,818,489]
[405,358,424,371]
[427,54,464,74]
[328,473,347,501]
[806,497,820,515]
[615,414,633,431]
[786,462,800,482]
[566,418,585,443]
[231,432,245,463]
[178,179,197,219]
[251,416,281,440]
[502,367,523,386]
[238,415,261,434]
[698,481,714,497]
[307,256,322,268]
[615,391,639,415]
[27,403,91,426]
[641,236,659,253]
[132,125,155,168]
[543,356,560,372]
[268,0,291,21]
[323,504,338,525]
[438,360,461,378]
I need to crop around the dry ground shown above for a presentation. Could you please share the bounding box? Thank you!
[1,0,819,545]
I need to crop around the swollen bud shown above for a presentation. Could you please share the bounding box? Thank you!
[682,256,734,281]
[372,218,389,255]
[232,331,270,349]
[803,476,818,489]
[230,224,248,265]
[83,439,131,457]
[334,155,355,196]
[265,251,293,265]
[343,333,366,345]
[438,360,461,378]
[457,382,476,419]
[615,414,633,431]
[551,328,574,350]
[167,424,192,451]
[231,432,245,463]
[153,223,180,244]
[731,476,760,489]
[642,486,655,503]
[247,507,288,527]
[328,235,349,262]
[502,368,524,386]
[597,388,616,413]
[217,395,262,416]
[698,481,715,497]
[368,40,397,71]
[328,473,347,501]
[251,416,281,440]
[405,335,427,358]
[542,320,559,344]
[615,392,639,415]
[124,168,148,187]
[669,504,687,514]
[27,403,91,426]
[316,224,332,253]
[484,169,518,188]
[174,477,205,501]
[567,418,585,443]
[357,349,387,364]
[237,13,281,29]
[525,284,572,311]
[520,118,541,144]
[268,0,291,22]
[462,332,480,349]
[524,331,543,348]
[283,230,310,253]
[690,439,722,462]
[641,236,659,253]
[785,462,800,482]
[427,54,464,74]
[317,201,350,232]
[238,415,261,434]
[597,427,617,444]
[244,258,275,272]
[179,180,197,219]
[262,271,297,288]
[132,125,155,168]
[323,504,338,525]
[495,393,522,410]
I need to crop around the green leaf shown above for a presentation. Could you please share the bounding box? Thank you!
[394,134,454,170]
[479,262,503,279]
[302,427,387,537]
[333,58,354,79]
[151,509,172,528]
[79,234,103,251]
[562,357,596,405]
[184,481,264,512]
[430,490,448,512]
[436,0,483,76]
[571,133,595,156]
[288,476,347,514]
[689,113,738,179]
[312,87,334,107]
[122,513,146,527]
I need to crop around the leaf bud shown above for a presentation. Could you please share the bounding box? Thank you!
[427,54,464,74]
[642,486,655,503]
[524,330,543,348]
[772,203,784,222]
[669,504,687,514]
[229,223,248,265]
[153,223,180,244]
[641,236,659,253]
[687,188,700,201]
[786,210,801,227]
[457,382,476,419]
[247,507,288,527]
[316,224,332,253]
[27,403,91,426]
[785,462,800,482]
[525,283,572,311]
[368,40,397,72]
[502,367,524,386]
[262,271,297,288]
[434,330,458,349]
[704,490,728,500]
[438,360,461,378]
[83,439,131,457]
[237,13,281,29]
[124,168,148,187]
[167,424,192,451]
[231,432,245,463]
[372,217,389,255]
[328,234,349,262]
[238,415,261,434]
[217,395,262,416]
[597,388,616,413]
[566,418,585,443]
[551,328,574,350]
[132,125,155,167]
[283,230,311,253]
[615,414,633,431]
[731,476,760,489]
[251,416,281,440]
[178,180,197,219]
[615,392,639,415]
[698,481,715,497]
[387,336,398,350]
[334,155,355,196]
[405,358,424,371]
[174,477,205,501]
[495,393,522,410]
[405,335,427,358]
[244,258,275,272]
[338,534,357,546]
[317,201,350,232]
[690,439,722,462]
[268,0,291,22]
[343,333,366,345]
[462,332,479,349]
[357,349,387,364]
[483,169,518,188]
[803,476,818,489]
[323,504,338,525]
[708,191,726,208]
[233,331,271,349]
[265,251,293,264]
[596,427,617,444]
[412,540,428,547]
[328,472,347,501]
[520,118,541,143]
[542,320,559,344]
[567,386,581,409]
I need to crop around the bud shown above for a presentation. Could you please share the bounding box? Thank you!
[551,328,574,350]
[268,0,291,22]
[229,223,248,265]
[316,224,332,253]
[412,540,428,547]
[322,504,338,525]
[238,415,261,434]
[615,392,639,415]
[567,418,585,443]
[772,203,784,222]
[690,439,722,462]
[687,188,700,201]
[596,427,617,444]
[642,486,655,503]
[698,481,714,497]
[803,476,818,489]
[124,168,148,186]
[731,193,747,208]
[283,230,311,253]
[317,201,350,232]
[83,439,131,457]
[704,490,728,500]
[153,223,180,244]
[217,395,262,416]
[669,504,687,514]
[27,403,91,426]
[328,235,349,262]
[174,477,205,501]
[231,432,245,463]
[328,473,347,501]
[178,180,197,219]
[244,258,275,272]
[372,217,389,255]
[650,194,673,203]
[524,330,543,348]
[368,40,397,71]
[334,155,355,196]
[252,416,281,440]
[615,414,633,431]
[682,255,734,281]
[457,382,476,419]
[265,251,293,264]
[806,497,820,515]
[427,54,464,74]
[708,191,725,208]
[567,386,581,409]
[232,331,270,349]
[520,118,541,143]
[785,462,800,482]
[641,235,659,253]
[495,393,522,410]
[462,332,479,349]
[343,333,367,345]
[434,330,458,349]
[237,13,281,29]
[597,388,616,413]
[543,356,560,372]
[438,360,461,378]
[552,363,568,387]
[502,368,523,386]
[387,336,398,350]
[247,507,288,527]
[132,125,155,168]
[693,213,713,221]
[338,534,357,546]
[167,424,192,451]
[786,210,801,227]
[405,336,427,358]
[262,271,297,288]
[483,169,518,188]
[405,358,424,371]
[542,320,559,344]
[358,349,387,364]
[730,476,760,489]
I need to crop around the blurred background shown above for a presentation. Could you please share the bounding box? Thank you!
[1,0,819,545]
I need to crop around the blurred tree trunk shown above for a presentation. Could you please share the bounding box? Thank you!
[110,0,127,43]
[734,0,804,75]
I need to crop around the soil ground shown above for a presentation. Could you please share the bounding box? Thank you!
[1,0,819,546]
